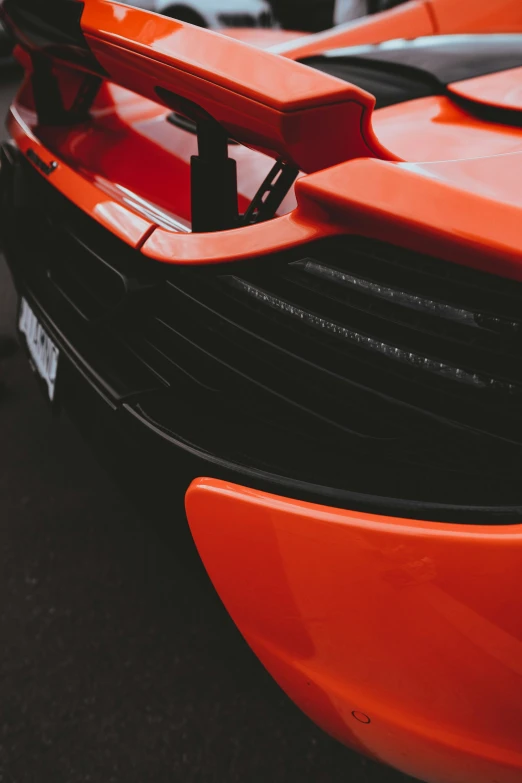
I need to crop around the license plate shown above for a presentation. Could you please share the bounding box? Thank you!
[18,297,60,402]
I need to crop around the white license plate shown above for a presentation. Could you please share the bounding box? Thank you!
[19,297,60,402]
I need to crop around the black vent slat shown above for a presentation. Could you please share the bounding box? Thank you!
[8,155,522,522]
[158,263,522,436]
[132,316,241,393]
[155,268,522,445]
[259,264,519,367]
[292,260,522,340]
[231,265,522,388]
[354,241,522,317]
[154,281,406,440]
[309,239,522,320]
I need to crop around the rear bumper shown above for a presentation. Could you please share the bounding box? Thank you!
[3,133,522,783]
[186,478,522,783]
[8,222,522,783]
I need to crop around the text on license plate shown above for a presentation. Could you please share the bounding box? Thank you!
[19,297,60,401]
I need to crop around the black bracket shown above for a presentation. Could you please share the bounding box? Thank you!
[30,52,101,126]
[191,117,239,233]
[160,88,299,234]
[156,88,240,234]
[242,159,298,226]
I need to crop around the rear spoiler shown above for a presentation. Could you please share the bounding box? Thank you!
[2,0,394,230]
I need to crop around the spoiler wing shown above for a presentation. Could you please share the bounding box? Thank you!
[2,0,393,174]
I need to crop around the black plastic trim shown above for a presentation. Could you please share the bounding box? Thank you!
[4,147,522,526]
[302,34,522,111]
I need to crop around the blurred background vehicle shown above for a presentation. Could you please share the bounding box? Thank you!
[123,0,408,33]
[269,0,407,33]
[335,0,407,25]
[122,0,275,28]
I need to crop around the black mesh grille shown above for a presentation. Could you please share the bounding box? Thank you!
[6,157,522,522]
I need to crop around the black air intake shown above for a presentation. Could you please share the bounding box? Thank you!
[5,156,522,524]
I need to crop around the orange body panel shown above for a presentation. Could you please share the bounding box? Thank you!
[12,86,522,274]
[186,478,522,783]
[80,0,393,172]
[8,103,155,248]
[140,208,338,263]
[220,27,306,49]
[294,153,522,281]
[141,145,522,273]
[448,67,522,112]
[272,1,435,59]
[7,0,522,272]
[5,2,522,781]
[82,2,347,112]
[428,0,522,34]
[373,95,522,162]
[274,0,522,60]
[7,86,341,261]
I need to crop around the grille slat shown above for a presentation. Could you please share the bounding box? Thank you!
[156,263,522,445]
[154,281,404,441]
[228,275,516,393]
[8,156,522,520]
[294,259,522,339]
[233,256,522,387]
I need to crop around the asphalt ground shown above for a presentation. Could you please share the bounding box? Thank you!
[0,67,415,783]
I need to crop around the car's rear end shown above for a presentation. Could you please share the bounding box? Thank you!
[2,2,522,782]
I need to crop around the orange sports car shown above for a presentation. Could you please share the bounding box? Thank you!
[2,1,522,782]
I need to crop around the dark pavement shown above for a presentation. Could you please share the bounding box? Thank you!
[0,68,414,783]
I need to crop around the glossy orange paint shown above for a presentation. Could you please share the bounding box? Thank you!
[428,0,522,34]
[7,96,155,248]
[141,132,522,272]
[140,206,340,264]
[273,0,522,60]
[272,1,435,59]
[6,2,522,780]
[7,2,522,278]
[8,74,340,257]
[294,152,522,282]
[186,478,522,783]
[8,72,338,256]
[448,67,522,112]
[10,25,302,225]
[13,81,522,274]
[372,94,522,162]
[80,0,394,173]
[221,28,306,49]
